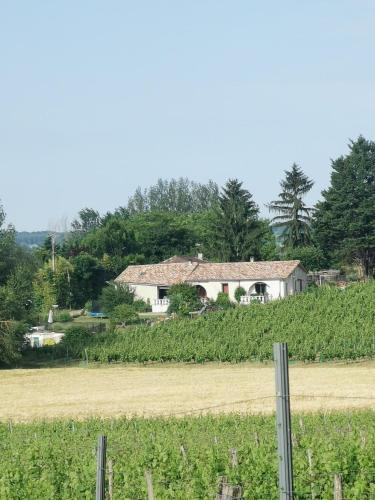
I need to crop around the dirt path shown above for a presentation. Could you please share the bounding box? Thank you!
[1,361,375,421]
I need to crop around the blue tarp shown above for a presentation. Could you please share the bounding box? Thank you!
[88,312,108,318]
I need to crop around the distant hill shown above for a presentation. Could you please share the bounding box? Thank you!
[16,231,65,248]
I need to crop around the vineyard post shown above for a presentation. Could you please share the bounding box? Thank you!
[108,459,114,500]
[274,342,294,500]
[96,435,107,500]
[333,474,343,500]
[145,470,155,500]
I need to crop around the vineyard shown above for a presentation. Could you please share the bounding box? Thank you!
[1,412,374,499]
[85,283,375,363]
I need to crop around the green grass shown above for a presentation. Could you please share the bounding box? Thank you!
[85,282,375,363]
[1,412,374,499]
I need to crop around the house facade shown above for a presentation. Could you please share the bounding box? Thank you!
[115,257,307,313]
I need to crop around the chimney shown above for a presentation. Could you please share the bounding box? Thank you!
[198,253,203,261]
[250,256,255,262]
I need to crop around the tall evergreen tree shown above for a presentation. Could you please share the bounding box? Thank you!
[313,136,375,278]
[268,163,314,248]
[213,179,260,261]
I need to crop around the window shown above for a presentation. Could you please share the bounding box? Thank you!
[222,283,229,294]
[158,287,169,299]
[254,282,267,295]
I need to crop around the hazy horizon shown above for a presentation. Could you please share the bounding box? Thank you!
[2,1,375,231]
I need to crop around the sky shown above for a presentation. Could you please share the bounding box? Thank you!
[1,1,375,231]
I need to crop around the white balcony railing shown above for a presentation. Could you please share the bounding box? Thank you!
[240,294,270,305]
[152,298,170,313]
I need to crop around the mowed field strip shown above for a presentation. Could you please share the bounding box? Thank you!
[1,361,375,421]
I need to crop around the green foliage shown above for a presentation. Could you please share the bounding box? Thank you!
[0,265,36,321]
[59,326,95,357]
[0,321,27,365]
[127,177,219,213]
[269,163,314,248]
[133,299,151,312]
[69,253,104,308]
[71,207,102,233]
[167,283,202,316]
[0,412,374,498]
[313,136,375,277]
[283,245,327,271]
[54,311,71,323]
[86,282,375,363]
[99,283,134,314]
[32,257,74,312]
[111,304,138,326]
[215,292,234,309]
[212,179,261,261]
[234,286,246,303]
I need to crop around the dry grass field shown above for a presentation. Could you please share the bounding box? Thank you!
[1,361,375,422]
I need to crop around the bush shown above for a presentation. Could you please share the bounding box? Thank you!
[100,282,134,314]
[167,283,201,316]
[59,326,95,357]
[234,286,246,303]
[54,311,71,323]
[133,299,151,313]
[215,292,234,310]
[111,304,139,326]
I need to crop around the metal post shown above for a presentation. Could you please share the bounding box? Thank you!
[274,343,294,499]
[96,435,107,500]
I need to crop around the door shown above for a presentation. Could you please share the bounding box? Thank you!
[222,283,229,294]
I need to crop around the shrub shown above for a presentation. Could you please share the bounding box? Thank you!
[133,299,152,313]
[59,326,95,357]
[215,292,234,310]
[167,283,201,316]
[111,304,139,326]
[100,282,134,314]
[234,286,246,303]
[54,311,71,323]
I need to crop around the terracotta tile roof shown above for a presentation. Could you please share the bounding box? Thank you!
[162,255,206,263]
[115,262,199,286]
[188,261,302,281]
[115,260,302,286]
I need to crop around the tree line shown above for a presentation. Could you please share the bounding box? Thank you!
[1,135,374,331]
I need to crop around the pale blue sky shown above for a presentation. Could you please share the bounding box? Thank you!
[1,1,375,230]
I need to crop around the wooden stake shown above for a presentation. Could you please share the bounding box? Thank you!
[254,431,259,447]
[333,474,343,500]
[230,448,238,467]
[216,477,242,500]
[180,445,187,459]
[307,449,316,500]
[145,470,154,500]
[108,459,113,500]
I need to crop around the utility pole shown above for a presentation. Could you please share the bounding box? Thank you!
[274,343,294,499]
[51,233,56,273]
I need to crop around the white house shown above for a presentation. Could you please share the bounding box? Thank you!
[115,257,307,313]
